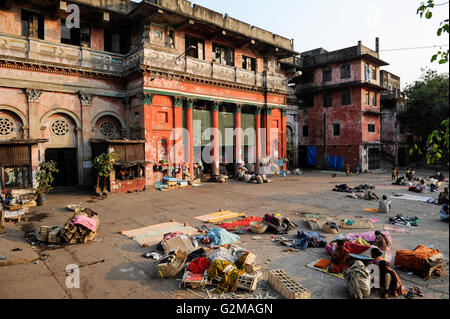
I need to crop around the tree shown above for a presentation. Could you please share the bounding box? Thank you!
[404,69,449,164]
[36,161,59,197]
[426,118,449,165]
[92,153,119,195]
[417,0,449,64]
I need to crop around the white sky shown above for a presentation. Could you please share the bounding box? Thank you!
[132,0,450,88]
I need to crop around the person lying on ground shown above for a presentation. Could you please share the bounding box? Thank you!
[409,180,428,193]
[329,240,350,274]
[378,195,392,214]
[393,176,406,186]
[373,231,392,263]
[363,189,379,201]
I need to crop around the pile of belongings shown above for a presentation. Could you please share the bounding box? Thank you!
[197,228,240,248]
[294,230,328,250]
[333,184,375,193]
[237,165,270,184]
[217,216,263,232]
[214,175,229,183]
[156,177,189,190]
[0,192,34,222]
[389,214,420,227]
[60,208,100,244]
[263,213,297,235]
[395,245,445,279]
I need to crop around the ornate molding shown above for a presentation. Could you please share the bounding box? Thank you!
[185,98,195,109]
[25,88,43,103]
[143,93,154,105]
[79,92,93,106]
[172,96,184,108]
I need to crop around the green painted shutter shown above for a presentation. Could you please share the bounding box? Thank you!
[241,113,256,146]
[219,112,234,147]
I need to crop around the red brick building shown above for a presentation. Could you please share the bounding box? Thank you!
[294,40,388,172]
[0,0,296,193]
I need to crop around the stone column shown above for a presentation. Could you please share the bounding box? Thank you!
[25,89,43,139]
[281,109,287,171]
[79,92,93,187]
[185,98,195,181]
[234,104,242,175]
[255,107,262,173]
[264,108,272,158]
[143,93,154,186]
[25,88,43,189]
[211,101,220,177]
[172,96,184,166]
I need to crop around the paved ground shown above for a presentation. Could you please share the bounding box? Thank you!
[0,169,448,299]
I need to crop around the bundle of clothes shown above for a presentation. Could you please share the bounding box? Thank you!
[395,245,445,279]
[237,165,270,184]
[389,214,420,227]
[59,208,100,244]
[197,227,240,248]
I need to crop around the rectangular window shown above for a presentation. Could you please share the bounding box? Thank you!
[340,64,351,79]
[368,124,376,133]
[303,71,314,83]
[365,63,370,82]
[323,92,332,107]
[303,125,309,137]
[365,91,370,105]
[372,67,377,80]
[242,56,257,71]
[104,29,130,54]
[213,43,235,66]
[21,10,44,40]
[372,92,377,106]
[333,123,341,136]
[61,19,90,47]
[341,88,351,106]
[323,67,332,82]
[185,35,205,60]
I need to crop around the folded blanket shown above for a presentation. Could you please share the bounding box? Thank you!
[71,215,98,232]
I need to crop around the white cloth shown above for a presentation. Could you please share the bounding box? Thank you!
[378,200,392,214]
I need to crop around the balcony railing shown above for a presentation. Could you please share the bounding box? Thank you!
[0,32,289,92]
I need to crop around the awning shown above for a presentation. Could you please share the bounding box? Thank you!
[0,139,48,145]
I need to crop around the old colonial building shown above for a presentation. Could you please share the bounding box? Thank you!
[0,0,296,192]
[380,70,409,167]
[293,40,388,172]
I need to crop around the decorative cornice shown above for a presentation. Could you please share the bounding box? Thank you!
[25,88,43,103]
[79,92,93,106]
[172,96,184,108]
[143,93,154,105]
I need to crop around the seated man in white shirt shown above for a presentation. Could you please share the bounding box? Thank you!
[378,195,392,214]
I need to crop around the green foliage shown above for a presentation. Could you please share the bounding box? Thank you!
[93,153,119,178]
[426,118,449,164]
[417,0,449,64]
[405,69,449,161]
[36,161,59,196]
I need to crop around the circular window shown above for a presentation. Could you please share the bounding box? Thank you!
[51,119,69,136]
[100,121,116,137]
[0,117,14,136]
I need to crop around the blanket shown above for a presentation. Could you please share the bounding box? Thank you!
[71,214,98,232]
[395,245,442,271]
[295,230,327,250]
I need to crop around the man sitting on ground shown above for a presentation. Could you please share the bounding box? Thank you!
[379,195,392,214]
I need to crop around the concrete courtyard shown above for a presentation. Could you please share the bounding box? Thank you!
[0,169,448,299]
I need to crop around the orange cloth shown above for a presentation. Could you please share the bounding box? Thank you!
[329,246,350,274]
[314,259,332,269]
[395,245,441,271]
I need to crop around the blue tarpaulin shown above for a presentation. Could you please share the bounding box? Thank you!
[328,155,344,170]
[307,146,317,166]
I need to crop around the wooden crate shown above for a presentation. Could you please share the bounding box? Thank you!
[237,272,262,292]
[268,269,310,299]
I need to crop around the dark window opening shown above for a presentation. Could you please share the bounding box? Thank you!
[341,63,351,79]
[341,88,351,105]
[104,29,130,54]
[333,123,340,136]
[242,56,257,71]
[365,91,370,105]
[185,35,205,60]
[21,10,44,40]
[323,92,332,108]
[302,70,314,83]
[372,92,377,106]
[303,125,309,137]
[368,124,376,133]
[372,67,377,80]
[213,43,235,66]
[323,67,332,82]
[61,19,90,47]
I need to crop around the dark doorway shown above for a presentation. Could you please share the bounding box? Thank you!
[298,146,309,168]
[398,147,407,167]
[368,148,381,170]
[45,148,77,187]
